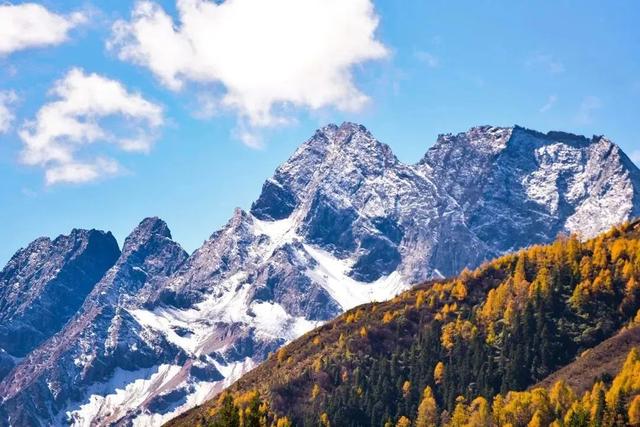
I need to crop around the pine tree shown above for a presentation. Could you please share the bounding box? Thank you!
[415,386,438,427]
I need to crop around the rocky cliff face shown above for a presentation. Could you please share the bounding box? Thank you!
[1,123,639,426]
[420,125,640,253]
[0,229,120,376]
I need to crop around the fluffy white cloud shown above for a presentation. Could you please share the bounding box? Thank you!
[0,91,17,133]
[109,0,387,132]
[19,68,163,185]
[0,3,86,55]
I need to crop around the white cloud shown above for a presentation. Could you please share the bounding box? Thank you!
[525,53,565,74]
[233,127,263,150]
[414,51,439,68]
[575,95,602,125]
[0,91,18,133]
[109,0,387,141]
[19,68,163,185]
[539,94,557,113]
[0,3,86,55]
[631,150,640,166]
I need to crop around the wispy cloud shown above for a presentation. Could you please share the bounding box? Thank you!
[631,150,640,166]
[109,0,387,148]
[233,127,264,150]
[0,3,86,56]
[525,53,565,74]
[414,51,439,68]
[539,95,558,113]
[0,91,18,133]
[575,95,602,125]
[19,68,163,185]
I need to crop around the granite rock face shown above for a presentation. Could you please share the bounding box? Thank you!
[1,123,639,426]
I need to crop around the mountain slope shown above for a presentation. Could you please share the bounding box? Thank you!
[167,219,640,426]
[0,218,188,426]
[534,325,640,395]
[0,229,120,378]
[2,122,640,426]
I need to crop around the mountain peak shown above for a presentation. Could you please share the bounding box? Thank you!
[122,217,172,253]
[315,121,370,140]
[307,122,384,154]
[136,216,171,238]
[251,122,395,221]
[0,228,119,358]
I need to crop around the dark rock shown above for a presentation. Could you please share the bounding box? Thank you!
[0,229,120,358]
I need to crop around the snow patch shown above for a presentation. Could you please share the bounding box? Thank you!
[65,359,256,427]
[304,244,408,310]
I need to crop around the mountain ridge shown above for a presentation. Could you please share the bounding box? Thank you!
[1,122,640,426]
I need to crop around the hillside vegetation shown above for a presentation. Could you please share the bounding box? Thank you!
[167,220,640,427]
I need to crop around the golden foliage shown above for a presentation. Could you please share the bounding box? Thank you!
[434,361,445,385]
[415,386,438,427]
[311,384,321,400]
[415,290,426,309]
[451,280,468,301]
[276,347,287,364]
[628,395,640,425]
[396,415,411,427]
[320,412,331,427]
[383,311,395,324]
[402,380,411,397]
[276,417,292,427]
[441,318,477,350]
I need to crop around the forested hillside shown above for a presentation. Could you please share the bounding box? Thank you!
[167,220,640,427]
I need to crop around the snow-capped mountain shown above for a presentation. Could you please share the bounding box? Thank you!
[1,123,639,426]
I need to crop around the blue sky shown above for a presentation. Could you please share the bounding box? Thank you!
[0,0,639,265]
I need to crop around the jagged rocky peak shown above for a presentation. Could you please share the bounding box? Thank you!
[120,217,186,275]
[301,122,394,158]
[251,122,397,221]
[124,216,173,246]
[421,124,604,165]
[226,207,254,230]
[103,217,189,302]
[0,228,120,359]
